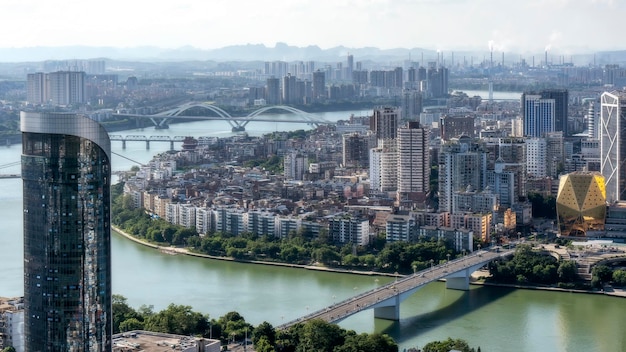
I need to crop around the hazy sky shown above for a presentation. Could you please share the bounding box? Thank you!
[3,0,622,53]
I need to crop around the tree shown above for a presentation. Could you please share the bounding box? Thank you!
[160,225,177,243]
[312,247,340,265]
[255,336,275,352]
[1,347,16,352]
[219,311,253,342]
[253,321,276,347]
[112,294,142,334]
[172,227,198,245]
[612,269,626,286]
[557,260,578,282]
[297,319,345,352]
[337,332,398,352]
[119,317,144,332]
[422,337,475,352]
[342,254,360,266]
[143,304,208,336]
[592,265,613,284]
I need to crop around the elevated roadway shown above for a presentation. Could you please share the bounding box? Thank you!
[279,248,514,329]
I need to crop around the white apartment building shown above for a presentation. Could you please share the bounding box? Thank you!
[526,138,548,178]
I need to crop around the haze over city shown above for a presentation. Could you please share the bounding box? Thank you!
[2,0,624,57]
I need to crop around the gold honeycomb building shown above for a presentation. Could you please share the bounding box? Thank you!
[556,172,606,237]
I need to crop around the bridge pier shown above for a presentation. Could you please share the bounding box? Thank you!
[170,141,174,150]
[373,294,400,320]
[146,141,150,150]
[446,276,470,290]
[444,266,473,290]
[122,140,126,149]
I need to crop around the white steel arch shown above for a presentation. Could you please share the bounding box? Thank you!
[244,105,331,128]
[152,102,241,129]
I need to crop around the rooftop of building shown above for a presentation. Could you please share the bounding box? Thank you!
[0,296,23,312]
[112,331,220,352]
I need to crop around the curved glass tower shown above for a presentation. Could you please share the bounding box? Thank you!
[21,112,111,351]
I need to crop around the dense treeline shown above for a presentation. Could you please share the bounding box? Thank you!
[112,295,397,352]
[591,264,626,289]
[111,183,459,275]
[113,295,250,340]
[488,244,580,287]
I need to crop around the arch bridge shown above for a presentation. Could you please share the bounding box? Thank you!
[114,103,333,132]
[278,248,514,330]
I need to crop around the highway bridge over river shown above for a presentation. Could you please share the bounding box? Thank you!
[278,248,514,330]
[114,103,333,132]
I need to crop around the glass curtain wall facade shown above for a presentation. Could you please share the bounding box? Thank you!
[21,112,112,351]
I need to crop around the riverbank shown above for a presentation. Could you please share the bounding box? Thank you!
[112,226,626,297]
[470,269,626,298]
[112,226,397,278]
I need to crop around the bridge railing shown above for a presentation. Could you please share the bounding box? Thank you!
[279,249,511,329]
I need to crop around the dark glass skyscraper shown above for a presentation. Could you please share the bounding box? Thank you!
[21,112,112,351]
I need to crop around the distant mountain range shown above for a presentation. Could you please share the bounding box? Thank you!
[0,43,625,66]
[0,43,436,63]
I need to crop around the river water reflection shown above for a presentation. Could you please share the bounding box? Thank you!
[1,108,625,351]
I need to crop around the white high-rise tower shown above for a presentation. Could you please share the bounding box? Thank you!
[600,90,626,202]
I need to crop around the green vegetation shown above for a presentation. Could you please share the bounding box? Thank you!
[266,129,309,140]
[111,183,458,275]
[267,319,397,352]
[112,297,397,351]
[243,155,283,173]
[112,294,251,341]
[488,244,581,287]
[591,264,626,289]
[417,338,479,352]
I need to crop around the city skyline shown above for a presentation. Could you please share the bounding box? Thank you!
[2,0,624,55]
